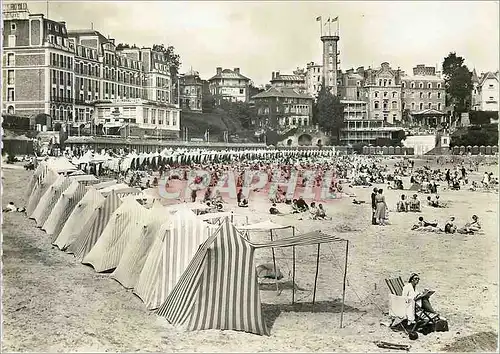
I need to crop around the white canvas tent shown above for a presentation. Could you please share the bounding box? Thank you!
[26,169,58,216]
[31,175,71,227]
[66,190,122,260]
[82,197,149,272]
[110,203,168,289]
[53,187,105,250]
[42,180,86,237]
[133,209,213,310]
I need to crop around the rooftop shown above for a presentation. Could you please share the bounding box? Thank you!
[271,74,305,82]
[401,75,443,82]
[252,86,313,100]
[208,68,250,81]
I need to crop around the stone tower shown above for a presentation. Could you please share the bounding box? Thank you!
[321,34,340,95]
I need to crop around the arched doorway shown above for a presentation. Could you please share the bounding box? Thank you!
[317,139,322,146]
[7,105,14,114]
[297,134,312,146]
[287,139,293,146]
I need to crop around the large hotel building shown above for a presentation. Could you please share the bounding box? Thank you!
[2,3,180,138]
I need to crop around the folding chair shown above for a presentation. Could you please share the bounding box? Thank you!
[385,277,441,332]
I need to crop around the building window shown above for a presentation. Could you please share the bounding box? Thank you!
[392,101,397,109]
[428,92,432,98]
[7,105,15,114]
[437,83,441,88]
[419,92,423,99]
[7,88,15,101]
[419,82,423,88]
[401,92,405,98]
[392,92,397,98]
[383,92,388,97]
[374,91,379,98]
[419,102,423,110]
[437,92,441,99]
[489,84,494,89]
[410,82,415,89]
[374,101,379,109]
[7,70,14,85]
[411,102,415,110]
[172,112,177,125]
[393,113,397,121]
[7,53,14,66]
[383,102,388,110]
[438,103,442,110]
[239,88,244,94]
[11,23,16,31]
[402,102,406,110]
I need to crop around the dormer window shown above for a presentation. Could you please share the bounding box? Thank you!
[411,82,415,88]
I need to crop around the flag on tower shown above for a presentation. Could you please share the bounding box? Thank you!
[316,16,321,21]
[331,16,339,22]
[326,17,331,22]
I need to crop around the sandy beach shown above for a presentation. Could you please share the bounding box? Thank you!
[2,159,498,352]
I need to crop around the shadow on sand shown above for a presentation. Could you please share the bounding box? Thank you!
[261,299,362,332]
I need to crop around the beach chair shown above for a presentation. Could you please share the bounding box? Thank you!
[385,277,441,332]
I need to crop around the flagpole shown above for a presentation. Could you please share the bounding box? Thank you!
[319,17,323,37]
[337,17,340,36]
[328,18,332,36]
[46,0,49,17]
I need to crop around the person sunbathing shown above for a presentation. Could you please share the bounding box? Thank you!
[409,194,421,212]
[411,216,439,231]
[458,215,481,234]
[397,195,409,212]
[2,202,25,213]
[315,204,330,220]
[444,216,457,234]
[309,202,318,219]
[296,197,309,212]
[269,203,282,215]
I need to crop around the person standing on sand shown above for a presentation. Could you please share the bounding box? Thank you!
[374,188,388,226]
[371,187,378,225]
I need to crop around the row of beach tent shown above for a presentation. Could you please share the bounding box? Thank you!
[68,148,338,173]
[25,157,347,336]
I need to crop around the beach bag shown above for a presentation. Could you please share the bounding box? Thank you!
[435,319,449,332]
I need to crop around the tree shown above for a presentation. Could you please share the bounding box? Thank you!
[450,124,498,146]
[442,52,473,113]
[152,44,181,78]
[314,85,345,144]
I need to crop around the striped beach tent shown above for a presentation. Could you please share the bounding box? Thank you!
[82,197,148,272]
[111,203,168,289]
[31,175,72,227]
[155,219,267,335]
[66,190,122,260]
[53,187,105,251]
[26,168,58,216]
[133,209,213,310]
[42,180,86,237]
[92,180,118,190]
[26,162,47,201]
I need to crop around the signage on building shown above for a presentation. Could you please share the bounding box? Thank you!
[2,3,29,20]
[111,98,142,104]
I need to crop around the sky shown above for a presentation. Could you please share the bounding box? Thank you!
[19,0,500,86]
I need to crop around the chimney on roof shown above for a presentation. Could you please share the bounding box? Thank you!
[271,72,275,80]
[234,67,240,74]
[216,67,222,75]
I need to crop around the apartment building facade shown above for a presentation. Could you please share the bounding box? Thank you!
[178,68,203,112]
[472,70,499,112]
[208,67,250,104]
[270,70,307,93]
[251,86,313,129]
[2,4,179,136]
[305,62,323,97]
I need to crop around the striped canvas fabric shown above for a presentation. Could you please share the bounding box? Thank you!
[53,188,105,251]
[111,205,168,289]
[82,197,148,272]
[156,219,268,336]
[43,180,87,238]
[66,190,121,260]
[31,175,71,227]
[27,169,57,217]
[26,162,46,201]
[134,209,212,310]
[251,230,346,249]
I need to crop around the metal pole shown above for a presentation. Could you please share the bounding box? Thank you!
[270,229,279,294]
[292,227,296,304]
[312,243,321,308]
[340,240,349,329]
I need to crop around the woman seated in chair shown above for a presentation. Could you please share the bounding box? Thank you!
[402,274,440,326]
